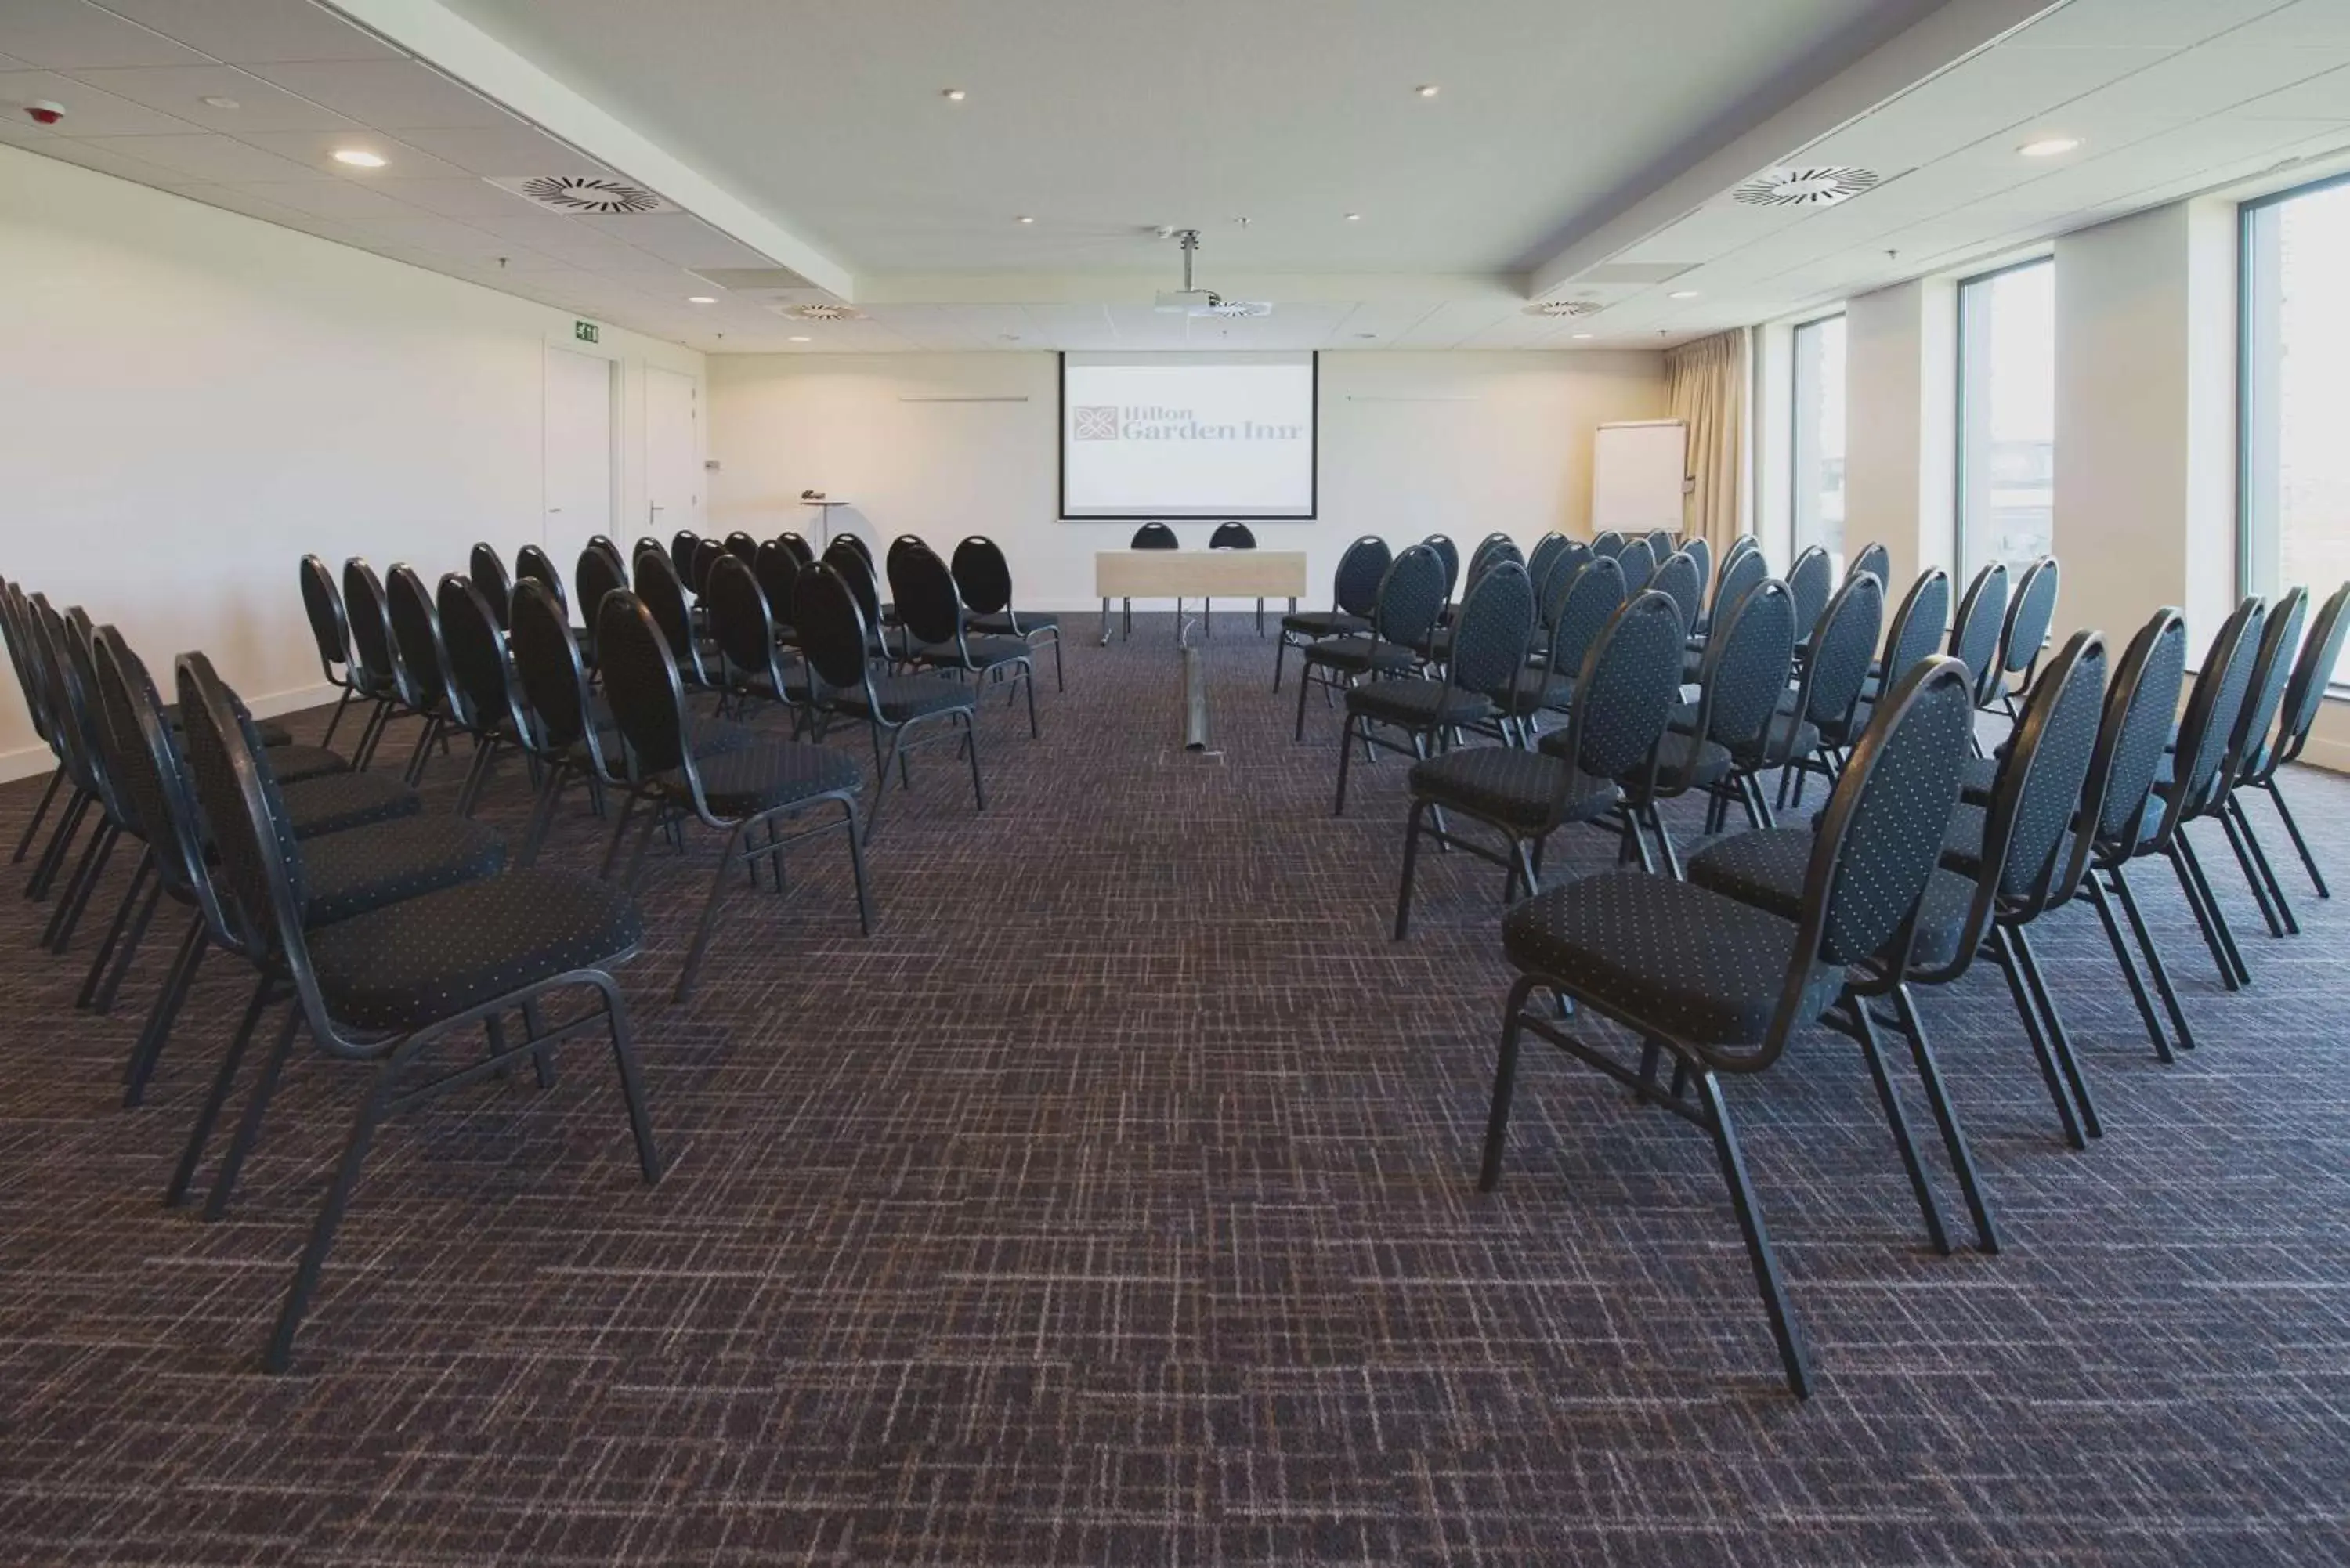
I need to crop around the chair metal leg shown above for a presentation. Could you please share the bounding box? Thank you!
[2168,835,2245,989]
[1021,659,1039,739]
[1847,995,1950,1255]
[2228,796,2297,936]
[204,1003,306,1221]
[1273,634,1289,692]
[125,916,205,1107]
[45,818,118,952]
[2082,873,2169,1061]
[675,819,748,1003]
[2217,801,2285,940]
[843,798,875,934]
[1294,656,1315,739]
[2012,925,2100,1141]
[2259,778,2327,898]
[27,789,91,901]
[962,711,985,812]
[1889,985,1998,1254]
[592,975,663,1186]
[317,685,354,750]
[1333,713,1359,817]
[264,1060,394,1374]
[1989,927,2086,1150]
[166,976,274,1207]
[1693,1068,1811,1399]
[2110,865,2195,1053]
[1394,800,1426,940]
[10,768,62,865]
[1477,976,1538,1191]
[520,764,568,867]
[77,848,154,1010]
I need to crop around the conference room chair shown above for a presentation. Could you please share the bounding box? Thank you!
[1294,544,1445,742]
[1649,550,1704,638]
[1425,537,1526,666]
[2235,580,2350,907]
[1336,561,1531,816]
[1589,530,1625,559]
[754,539,806,649]
[1122,521,1183,634]
[688,538,725,599]
[1776,573,1884,808]
[724,530,760,564]
[1526,534,1567,602]
[0,580,71,873]
[1506,555,1624,727]
[822,536,898,659]
[884,533,927,587]
[1680,536,1712,609]
[588,534,626,574]
[1846,540,1890,587]
[1947,562,2009,714]
[793,562,982,842]
[669,529,700,582]
[1202,519,1264,637]
[632,535,663,571]
[1864,569,1952,703]
[1479,656,1976,1397]
[595,591,871,1001]
[1687,544,1769,677]
[1786,546,1834,643]
[468,543,513,630]
[384,565,465,785]
[507,579,622,862]
[1424,534,1462,610]
[1275,535,1390,692]
[774,530,815,568]
[1396,590,1683,936]
[1535,539,1593,627]
[1990,557,2061,718]
[893,543,1041,740]
[320,559,405,770]
[574,542,630,666]
[1671,576,1799,846]
[2211,587,2309,939]
[515,543,566,609]
[632,544,724,703]
[1615,537,1656,597]
[436,573,534,818]
[953,535,1064,692]
[19,602,146,955]
[702,553,811,732]
[1643,529,1676,559]
[91,630,493,1114]
[169,649,656,1374]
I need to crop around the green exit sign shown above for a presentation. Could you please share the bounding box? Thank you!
[573,320,600,344]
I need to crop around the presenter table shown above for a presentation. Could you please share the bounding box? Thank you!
[1094,550,1308,642]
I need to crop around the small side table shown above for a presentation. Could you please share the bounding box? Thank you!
[800,498,850,549]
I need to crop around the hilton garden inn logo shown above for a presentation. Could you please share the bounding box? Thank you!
[1073,405,1305,442]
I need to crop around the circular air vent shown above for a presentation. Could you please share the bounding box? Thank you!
[512,175,669,215]
[785,303,865,322]
[1524,299,1600,318]
[1733,166,1879,208]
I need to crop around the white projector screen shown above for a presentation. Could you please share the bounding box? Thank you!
[1059,351,1318,519]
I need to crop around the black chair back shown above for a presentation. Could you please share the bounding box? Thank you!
[1555,590,1683,785]
[1544,557,1626,677]
[2267,581,2350,774]
[1881,569,1951,687]
[950,536,1014,616]
[775,531,815,568]
[1537,540,1593,626]
[689,538,725,598]
[595,591,692,782]
[1711,544,1769,627]
[384,564,452,715]
[341,558,400,695]
[1527,533,1567,593]
[299,555,354,685]
[1209,522,1257,549]
[1447,562,1534,703]
[891,544,969,652]
[1983,630,2107,914]
[2000,557,2061,682]
[833,533,876,569]
[2162,597,2265,831]
[1682,536,1712,598]
[885,533,929,586]
[1131,523,1178,550]
[631,545,710,689]
[1948,562,2009,699]
[824,537,885,634]
[1650,551,1702,634]
[508,580,598,757]
[1787,547,1833,638]
[755,540,805,628]
[0,581,52,744]
[577,542,629,648]
[669,529,700,580]
[793,563,877,696]
[91,628,212,916]
[705,554,784,690]
[1800,573,1885,732]
[468,543,512,629]
[1691,578,1796,753]
[516,544,567,616]
[1371,545,1448,651]
[438,573,525,739]
[2230,585,2307,783]
[725,530,760,563]
[172,652,303,963]
[1423,534,1461,601]
[1332,536,1392,618]
[2092,609,2190,854]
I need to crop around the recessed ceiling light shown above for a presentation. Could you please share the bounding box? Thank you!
[788,334,811,342]
[1354,332,1377,340]
[1571,332,1594,340]
[687,295,716,304]
[1017,215,1035,224]
[942,88,967,102]
[1344,212,1361,222]
[200,95,240,110]
[2019,135,2080,157]
[331,148,386,168]
[1415,84,1440,98]
[1668,289,1700,300]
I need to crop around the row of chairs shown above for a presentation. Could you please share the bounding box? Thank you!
[1270,526,2348,1396]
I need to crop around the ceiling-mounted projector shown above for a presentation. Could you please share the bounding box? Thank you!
[1153,230,1270,318]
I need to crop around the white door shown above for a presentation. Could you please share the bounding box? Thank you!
[544,346,615,579]
[645,365,702,540]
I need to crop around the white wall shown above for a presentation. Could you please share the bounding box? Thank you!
[0,145,704,780]
[707,350,1668,612]
[1842,276,1957,600]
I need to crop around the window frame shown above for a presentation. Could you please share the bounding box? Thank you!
[2238,168,2350,618]
[1953,255,2055,580]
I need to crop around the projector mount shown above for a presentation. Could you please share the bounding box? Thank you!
[1155,229,1271,319]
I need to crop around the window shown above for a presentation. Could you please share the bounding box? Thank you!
[2243,172,2350,686]
[1790,315,1847,573]
[1955,258,2055,578]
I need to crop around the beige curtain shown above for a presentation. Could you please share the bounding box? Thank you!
[1665,329,1749,556]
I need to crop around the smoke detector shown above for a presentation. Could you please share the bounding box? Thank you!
[1733,166,1879,208]
[1524,299,1601,318]
[781,302,865,322]
[488,174,675,214]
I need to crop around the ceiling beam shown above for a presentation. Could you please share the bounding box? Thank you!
[324,0,857,298]
[1527,0,2068,299]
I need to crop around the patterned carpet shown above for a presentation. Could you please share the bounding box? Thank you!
[2,614,2348,1565]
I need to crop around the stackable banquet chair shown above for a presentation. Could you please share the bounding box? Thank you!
[1295,544,1444,742]
[2232,581,2350,908]
[953,535,1063,691]
[1990,557,2060,718]
[1335,560,1531,815]
[1276,535,1390,692]
[1478,656,1976,1396]
[468,543,512,630]
[894,542,1040,740]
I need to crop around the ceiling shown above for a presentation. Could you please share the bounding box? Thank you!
[2,0,2348,353]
